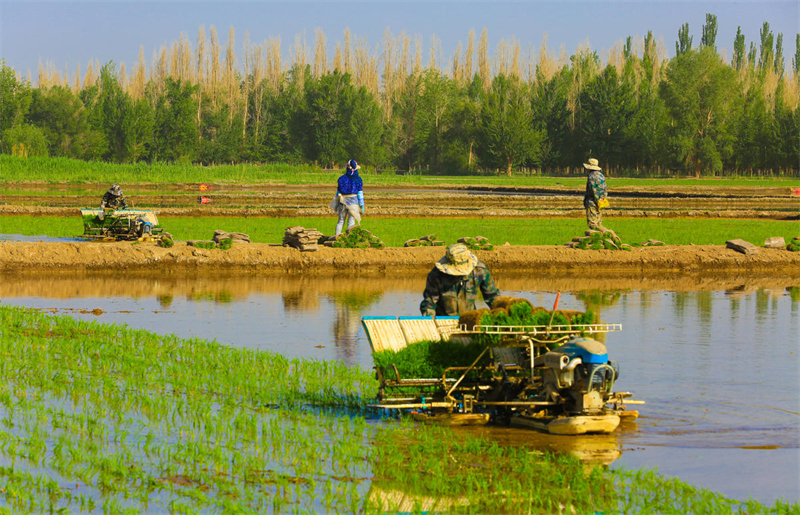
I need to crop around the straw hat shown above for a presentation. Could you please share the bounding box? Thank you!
[109,184,123,195]
[435,243,478,276]
[583,158,601,171]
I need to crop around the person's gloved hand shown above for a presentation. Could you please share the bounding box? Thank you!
[360,205,365,214]
[423,309,436,318]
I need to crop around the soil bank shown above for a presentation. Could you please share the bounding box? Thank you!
[2,241,798,274]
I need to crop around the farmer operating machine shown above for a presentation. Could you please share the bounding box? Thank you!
[363,298,643,435]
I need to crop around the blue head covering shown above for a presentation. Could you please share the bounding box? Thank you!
[338,164,363,195]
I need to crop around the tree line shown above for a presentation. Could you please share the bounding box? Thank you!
[1,15,798,177]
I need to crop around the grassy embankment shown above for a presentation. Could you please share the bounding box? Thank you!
[2,155,797,188]
[2,215,798,247]
[1,305,797,514]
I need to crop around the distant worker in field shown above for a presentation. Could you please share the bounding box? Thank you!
[333,159,365,236]
[100,184,127,210]
[583,158,609,232]
[420,243,500,317]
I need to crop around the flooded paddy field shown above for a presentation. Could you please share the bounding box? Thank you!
[1,271,798,507]
[3,181,798,219]
[2,191,796,219]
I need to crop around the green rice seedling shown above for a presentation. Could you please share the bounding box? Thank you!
[0,305,797,515]
[372,339,489,380]
[472,305,597,347]
[0,305,383,513]
[158,236,174,248]
[217,238,233,250]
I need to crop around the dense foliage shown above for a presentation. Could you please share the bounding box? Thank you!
[1,16,797,176]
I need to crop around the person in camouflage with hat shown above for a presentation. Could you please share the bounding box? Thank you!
[100,184,127,210]
[583,158,608,232]
[420,243,500,317]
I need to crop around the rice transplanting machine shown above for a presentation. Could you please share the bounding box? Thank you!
[362,309,644,435]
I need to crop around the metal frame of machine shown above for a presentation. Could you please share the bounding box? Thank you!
[80,209,163,241]
[363,316,643,434]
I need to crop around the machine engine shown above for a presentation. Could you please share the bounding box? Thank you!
[542,336,619,415]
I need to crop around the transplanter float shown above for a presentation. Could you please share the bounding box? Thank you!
[363,310,643,435]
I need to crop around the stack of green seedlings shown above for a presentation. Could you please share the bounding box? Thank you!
[330,226,385,249]
[787,236,800,251]
[372,339,487,383]
[470,296,597,347]
[372,297,596,381]
[458,236,494,251]
[187,237,233,250]
[403,234,446,247]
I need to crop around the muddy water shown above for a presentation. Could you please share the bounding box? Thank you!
[1,272,798,504]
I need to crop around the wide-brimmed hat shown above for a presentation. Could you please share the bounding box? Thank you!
[583,158,601,171]
[435,243,478,276]
[109,184,122,195]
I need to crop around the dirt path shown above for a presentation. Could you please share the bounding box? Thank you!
[1,205,794,220]
[2,240,797,274]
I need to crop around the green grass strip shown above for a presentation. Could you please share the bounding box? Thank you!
[3,215,798,247]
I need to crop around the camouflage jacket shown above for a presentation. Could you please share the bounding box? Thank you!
[420,263,500,316]
[583,170,607,208]
[101,191,127,209]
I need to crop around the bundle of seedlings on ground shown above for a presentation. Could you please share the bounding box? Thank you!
[458,236,494,251]
[283,226,323,251]
[157,233,174,248]
[404,234,446,247]
[462,296,597,347]
[186,239,217,249]
[787,236,800,252]
[213,229,251,244]
[330,226,385,249]
[565,229,655,251]
[186,238,233,250]
[372,339,488,380]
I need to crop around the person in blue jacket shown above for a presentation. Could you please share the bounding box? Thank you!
[333,159,365,236]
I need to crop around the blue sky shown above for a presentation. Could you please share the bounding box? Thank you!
[2,1,797,77]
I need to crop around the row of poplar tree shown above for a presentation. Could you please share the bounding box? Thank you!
[1,15,798,176]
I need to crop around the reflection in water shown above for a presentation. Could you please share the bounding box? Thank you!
[460,421,633,466]
[187,290,234,303]
[328,291,383,367]
[282,289,321,312]
[575,289,624,310]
